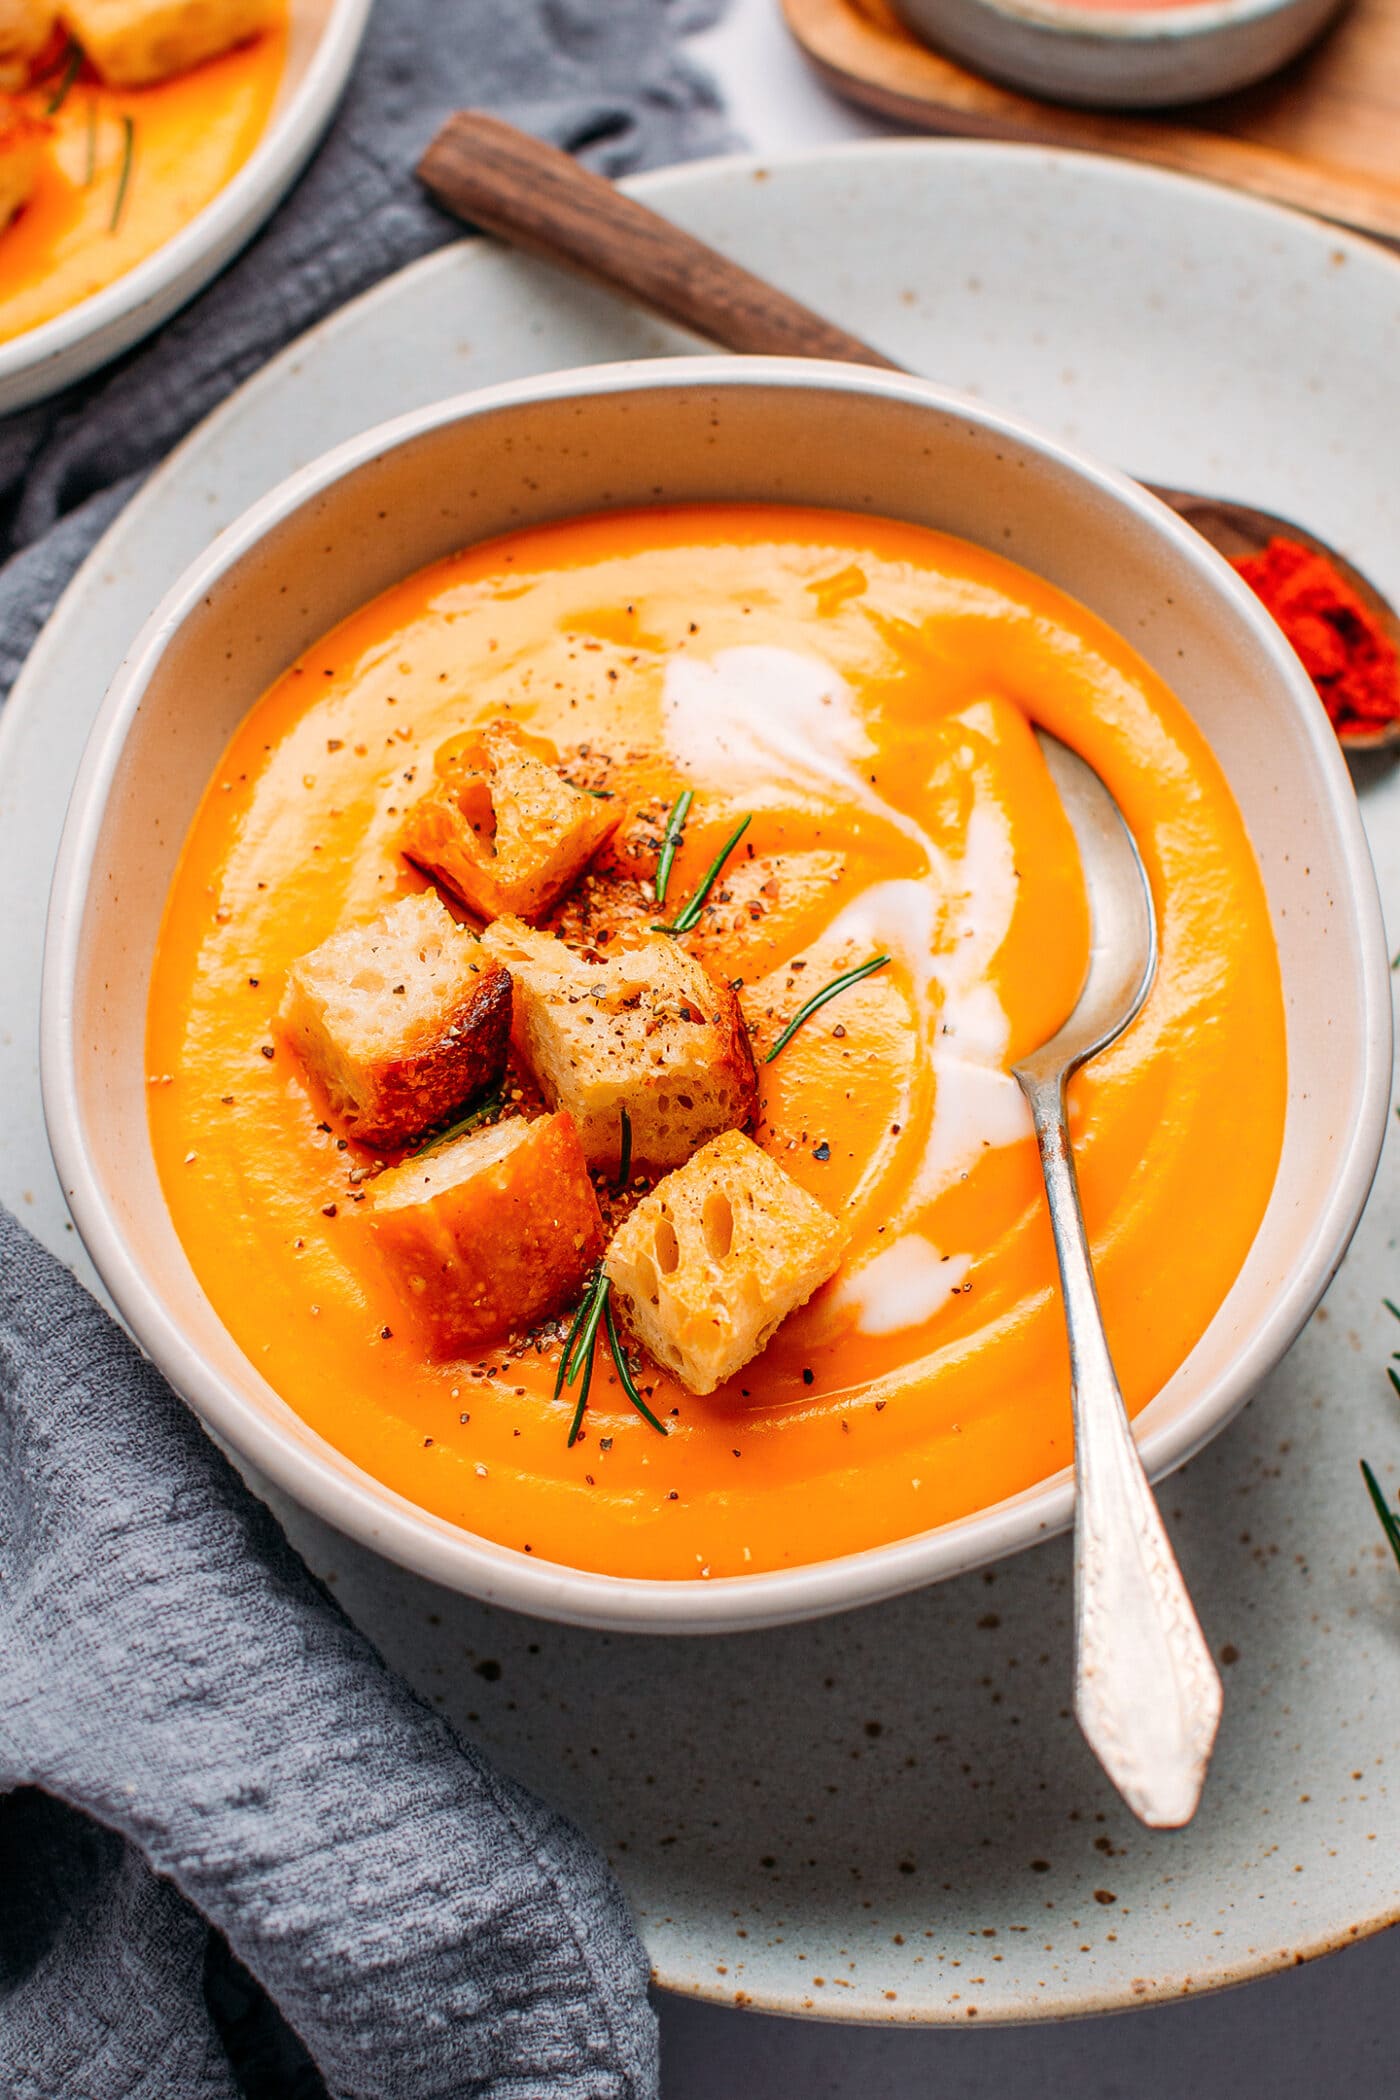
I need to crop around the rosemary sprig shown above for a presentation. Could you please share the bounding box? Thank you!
[653,787,693,908]
[109,114,135,232]
[614,1104,632,1191]
[557,1270,667,1443]
[764,953,891,1064]
[563,1272,610,1446]
[46,38,83,113]
[604,1294,667,1434]
[553,1277,599,1400]
[1362,1460,1400,1572]
[408,1088,504,1159]
[653,813,750,935]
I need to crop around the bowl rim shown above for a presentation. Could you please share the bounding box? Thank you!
[893,0,1329,47]
[0,0,373,408]
[40,353,1394,1633]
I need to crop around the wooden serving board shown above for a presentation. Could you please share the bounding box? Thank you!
[784,0,1400,242]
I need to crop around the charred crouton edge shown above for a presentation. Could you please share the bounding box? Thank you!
[366,1111,603,1358]
[481,917,758,1171]
[276,890,511,1150]
[605,1130,847,1396]
[400,718,620,925]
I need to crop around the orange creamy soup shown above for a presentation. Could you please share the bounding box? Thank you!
[147,505,1286,1580]
[0,22,285,345]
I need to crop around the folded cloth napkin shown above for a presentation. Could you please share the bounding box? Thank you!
[0,1206,656,2099]
[0,2,734,2091]
[0,0,732,702]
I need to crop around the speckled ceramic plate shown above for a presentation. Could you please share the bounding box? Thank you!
[4,141,1399,2023]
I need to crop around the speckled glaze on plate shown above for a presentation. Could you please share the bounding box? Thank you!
[4,141,1399,2023]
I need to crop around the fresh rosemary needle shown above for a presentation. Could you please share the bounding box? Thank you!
[653,813,750,935]
[408,1089,504,1159]
[563,1273,609,1445]
[653,787,693,908]
[553,1276,599,1401]
[764,953,891,1063]
[604,1295,667,1435]
[109,113,135,232]
[557,1271,667,1442]
[46,38,83,113]
[83,92,98,185]
[1362,1459,1400,1572]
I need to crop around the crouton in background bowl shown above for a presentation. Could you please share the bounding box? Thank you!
[41,357,1390,1631]
[0,0,370,413]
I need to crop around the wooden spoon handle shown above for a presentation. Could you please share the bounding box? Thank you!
[418,110,899,371]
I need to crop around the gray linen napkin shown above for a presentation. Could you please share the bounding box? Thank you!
[0,1199,657,2099]
[0,0,732,701]
[0,1,734,2091]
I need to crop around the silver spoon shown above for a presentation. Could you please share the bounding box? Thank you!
[1019,733,1221,1828]
[418,111,1400,754]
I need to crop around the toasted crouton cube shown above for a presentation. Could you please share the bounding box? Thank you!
[0,1,55,88]
[481,918,758,1171]
[277,891,510,1149]
[62,0,276,85]
[366,1112,603,1357]
[401,719,619,924]
[0,99,44,225]
[606,1131,846,1396]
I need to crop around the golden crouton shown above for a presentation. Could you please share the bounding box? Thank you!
[277,890,511,1150]
[0,99,45,225]
[605,1131,847,1396]
[481,917,758,1171]
[61,0,277,86]
[401,719,620,924]
[366,1111,604,1358]
[0,1,55,89]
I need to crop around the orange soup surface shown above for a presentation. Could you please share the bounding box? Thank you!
[147,505,1287,1580]
[1,21,285,345]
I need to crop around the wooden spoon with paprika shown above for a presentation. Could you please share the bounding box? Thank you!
[417,112,1400,756]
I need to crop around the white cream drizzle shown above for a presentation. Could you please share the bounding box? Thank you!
[832,1234,972,1335]
[660,647,1036,1335]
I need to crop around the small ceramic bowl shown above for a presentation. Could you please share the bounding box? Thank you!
[891,0,1349,109]
[41,357,1391,1632]
[0,0,371,415]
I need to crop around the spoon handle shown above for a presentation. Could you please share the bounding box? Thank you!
[1019,1068,1223,1829]
[418,111,899,369]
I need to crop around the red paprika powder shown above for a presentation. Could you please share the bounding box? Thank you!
[1233,537,1400,740]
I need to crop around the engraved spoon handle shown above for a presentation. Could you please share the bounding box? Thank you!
[1019,1067,1223,1829]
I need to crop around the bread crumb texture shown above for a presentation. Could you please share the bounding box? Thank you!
[276,889,510,1148]
[606,1129,847,1395]
[401,719,620,924]
[482,916,758,1170]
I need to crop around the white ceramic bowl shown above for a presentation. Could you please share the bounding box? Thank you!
[0,0,371,415]
[41,356,1392,1632]
[890,0,1348,108]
